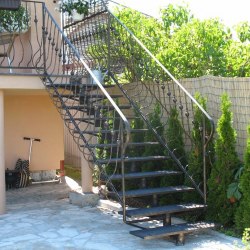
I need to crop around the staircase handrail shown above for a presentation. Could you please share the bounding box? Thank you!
[104,2,215,145]
[43,4,130,143]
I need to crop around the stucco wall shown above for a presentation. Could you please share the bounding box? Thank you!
[4,94,64,171]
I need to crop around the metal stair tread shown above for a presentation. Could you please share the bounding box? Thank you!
[88,141,159,148]
[65,116,138,122]
[54,94,123,99]
[105,170,181,181]
[95,155,169,164]
[117,186,194,198]
[130,222,215,240]
[48,83,115,89]
[74,128,148,135]
[120,203,206,218]
[64,104,131,110]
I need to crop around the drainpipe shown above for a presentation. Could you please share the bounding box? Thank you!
[0,90,5,214]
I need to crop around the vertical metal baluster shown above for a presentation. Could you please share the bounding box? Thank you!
[202,115,207,204]
[42,2,47,74]
[120,118,126,223]
[107,13,111,76]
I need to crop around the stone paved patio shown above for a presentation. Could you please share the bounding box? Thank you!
[0,177,244,250]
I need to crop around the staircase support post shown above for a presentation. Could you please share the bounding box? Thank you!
[163,214,171,226]
[81,154,93,193]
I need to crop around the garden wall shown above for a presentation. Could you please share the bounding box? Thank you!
[180,75,250,158]
[64,75,250,166]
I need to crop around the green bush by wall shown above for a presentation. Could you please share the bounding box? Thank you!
[207,93,240,226]
[235,126,250,232]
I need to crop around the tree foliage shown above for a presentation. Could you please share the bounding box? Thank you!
[158,18,230,78]
[161,3,193,37]
[235,21,250,43]
[116,4,250,78]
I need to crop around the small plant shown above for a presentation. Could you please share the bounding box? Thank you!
[0,5,30,33]
[226,164,243,202]
[242,228,250,249]
[60,0,89,16]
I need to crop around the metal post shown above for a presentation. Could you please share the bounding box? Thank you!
[61,0,66,75]
[202,116,207,204]
[120,119,126,222]
[28,139,33,163]
[107,13,111,76]
[42,3,47,74]
[163,214,171,226]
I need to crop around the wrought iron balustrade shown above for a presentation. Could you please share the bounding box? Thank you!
[0,0,217,241]
[63,0,215,203]
[0,0,131,205]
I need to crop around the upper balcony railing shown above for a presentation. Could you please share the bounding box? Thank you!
[0,1,131,205]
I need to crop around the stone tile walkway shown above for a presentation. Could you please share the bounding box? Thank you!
[0,177,244,250]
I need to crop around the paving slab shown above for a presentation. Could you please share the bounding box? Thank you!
[0,177,244,250]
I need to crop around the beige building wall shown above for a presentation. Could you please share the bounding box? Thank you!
[4,93,64,171]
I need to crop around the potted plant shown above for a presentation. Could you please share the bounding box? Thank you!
[0,5,30,33]
[60,0,89,21]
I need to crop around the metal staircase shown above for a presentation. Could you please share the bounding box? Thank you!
[0,0,215,245]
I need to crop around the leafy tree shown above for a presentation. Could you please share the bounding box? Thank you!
[224,40,250,77]
[115,8,166,56]
[207,94,240,226]
[115,4,250,78]
[161,3,193,37]
[235,21,250,43]
[157,18,231,78]
[235,126,250,232]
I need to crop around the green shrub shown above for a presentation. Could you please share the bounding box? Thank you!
[0,6,30,33]
[184,92,214,203]
[235,126,250,232]
[130,111,145,159]
[125,113,145,190]
[207,93,240,226]
[142,103,165,187]
[160,106,186,204]
[242,228,250,250]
